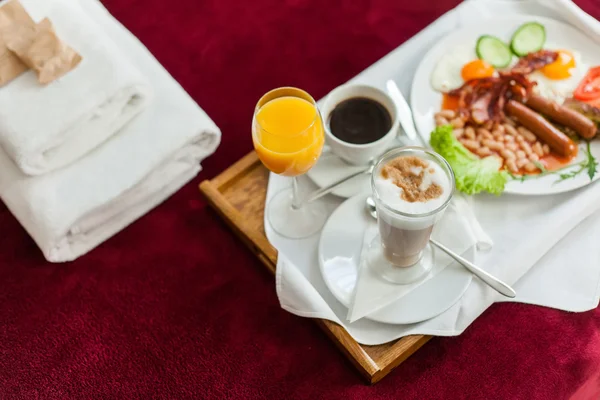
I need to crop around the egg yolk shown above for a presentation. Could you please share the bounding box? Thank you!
[542,50,575,80]
[461,60,495,81]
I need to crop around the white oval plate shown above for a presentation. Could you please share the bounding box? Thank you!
[318,193,472,325]
[411,16,600,195]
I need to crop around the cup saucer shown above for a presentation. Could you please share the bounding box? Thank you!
[306,150,369,198]
[306,141,402,198]
[318,193,472,325]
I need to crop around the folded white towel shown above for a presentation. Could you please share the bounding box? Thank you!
[0,0,152,175]
[0,0,221,262]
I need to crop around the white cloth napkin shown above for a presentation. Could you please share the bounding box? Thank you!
[348,197,478,322]
[0,0,152,175]
[270,0,600,345]
[546,0,600,42]
[0,0,221,262]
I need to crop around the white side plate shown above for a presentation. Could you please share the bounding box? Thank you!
[318,193,472,325]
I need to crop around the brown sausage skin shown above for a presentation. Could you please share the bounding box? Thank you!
[525,94,597,139]
[505,100,577,157]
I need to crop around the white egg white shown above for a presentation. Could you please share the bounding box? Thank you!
[431,43,588,106]
[528,48,586,104]
[430,46,480,92]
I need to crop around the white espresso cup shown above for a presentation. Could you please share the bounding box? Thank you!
[321,84,399,165]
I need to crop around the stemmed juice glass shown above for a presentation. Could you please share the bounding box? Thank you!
[252,87,327,239]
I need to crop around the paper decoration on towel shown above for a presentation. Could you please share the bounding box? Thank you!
[0,0,32,86]
[8,18,82,84]
[0,0,82,85]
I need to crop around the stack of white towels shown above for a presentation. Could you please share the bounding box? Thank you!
[0,0,221,261]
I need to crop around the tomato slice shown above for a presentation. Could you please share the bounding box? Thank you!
[574,66,600,102]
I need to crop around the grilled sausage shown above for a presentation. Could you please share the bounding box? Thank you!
[505,100,577,157]
[525,94,597,139]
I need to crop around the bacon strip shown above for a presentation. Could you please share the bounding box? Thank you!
[511,50,559,75]
[447,73,536,124]
[444,50,559,125]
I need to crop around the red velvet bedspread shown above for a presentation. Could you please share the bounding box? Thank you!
[1,0,600,398]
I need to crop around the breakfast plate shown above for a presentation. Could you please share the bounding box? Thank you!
[318,193,473,325]
[411,16,600,195]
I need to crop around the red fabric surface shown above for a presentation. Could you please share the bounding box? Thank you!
[1,0,600,398]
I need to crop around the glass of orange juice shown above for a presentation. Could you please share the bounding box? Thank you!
[252,87,327,239]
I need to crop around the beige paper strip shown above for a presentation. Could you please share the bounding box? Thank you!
[0,0,33,24]
[0,0,33,86]
[18,18,82,84]
[1,0,83,85]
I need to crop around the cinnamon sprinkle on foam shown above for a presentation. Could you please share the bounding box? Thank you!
[381,156,443,203]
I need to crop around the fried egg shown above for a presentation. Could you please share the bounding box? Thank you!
[528,48,587,104]
[430,46,497,92]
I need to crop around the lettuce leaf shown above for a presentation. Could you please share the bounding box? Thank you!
[429,125,508,195]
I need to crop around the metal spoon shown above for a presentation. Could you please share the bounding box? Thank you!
[365,196,516,298]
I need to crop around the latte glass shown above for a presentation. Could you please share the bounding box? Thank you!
[368,147,455,284]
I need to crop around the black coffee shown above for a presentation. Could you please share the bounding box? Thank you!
[328,97,392,145]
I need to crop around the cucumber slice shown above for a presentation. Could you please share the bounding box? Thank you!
[510,22,546,56]
[476,35,512,68]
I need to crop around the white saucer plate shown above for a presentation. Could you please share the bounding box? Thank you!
[306,151,370,198]
[307,142,401,198]
[318,193,473,325]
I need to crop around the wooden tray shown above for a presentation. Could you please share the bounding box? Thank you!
[199,151,431,384]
